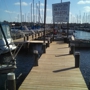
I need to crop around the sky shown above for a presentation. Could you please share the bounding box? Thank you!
[0,0,90,23]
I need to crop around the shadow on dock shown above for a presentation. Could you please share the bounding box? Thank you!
[57,42,64,44]
[53,67,75,73]
[55,54,70,57]
[57,47,68,49]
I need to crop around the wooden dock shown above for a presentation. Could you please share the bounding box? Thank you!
[19,41,88,90]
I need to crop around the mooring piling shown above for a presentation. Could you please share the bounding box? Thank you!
[42,43,46,53]
[7,73,16,90]
[33,50,38,66]
[75,52,80,68]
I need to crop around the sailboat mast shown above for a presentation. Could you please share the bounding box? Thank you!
[20,0,22,26]
[33,0,34,23]
[61,0,62,3]
[36,3,37,23]
[39,1,40,23]
[42,9,43,23]
[31,3,32,22]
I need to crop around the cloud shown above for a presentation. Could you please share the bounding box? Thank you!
[47,8,51,12]
[41,3,44,6]
[29,2,32,5]
[5,10,13,13]
[46,16,52,23]
[14,2,28,6]
[5,10,19,14]
[77,0,90,4]
[15,17,18,19]
[84,6,90,12]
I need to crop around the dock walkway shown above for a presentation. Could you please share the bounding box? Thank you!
[19,41,88,90]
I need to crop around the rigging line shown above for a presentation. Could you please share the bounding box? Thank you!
[37,4,43,23]
[4,0,13,22]
[14,43,24,58]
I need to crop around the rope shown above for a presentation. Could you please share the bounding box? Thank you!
[14,43,24,58]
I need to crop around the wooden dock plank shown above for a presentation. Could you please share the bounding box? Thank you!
[19,41,88,90]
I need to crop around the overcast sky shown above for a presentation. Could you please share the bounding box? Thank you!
[0,0,90,23]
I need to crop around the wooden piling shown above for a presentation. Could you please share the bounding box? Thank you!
[47,38,50,47]
[75,52,80,68]
[69,46,75,54]
[7,73,16,90]
[42,43,46,53]
[33,50,38,66]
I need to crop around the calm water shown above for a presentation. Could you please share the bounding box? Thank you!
[74,30,90,89]
[74,30,90,40]
[76,48,90,88]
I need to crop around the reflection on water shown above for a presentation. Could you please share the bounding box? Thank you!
[74,30,90,40]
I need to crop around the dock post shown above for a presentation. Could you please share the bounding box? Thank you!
[50,37,52,43]
[53,34,54,41]
[50,35,53,43]
[69,46,75,54]
[32,34,34,40]
[24,36,26,41]
[27,35,29,40]
[38,32,39,37]
[89,79,90,90]
[47,38,50,47]
[68,41,70,47]
[33,50,38,66]
[42,43,46,53]
[64,37,67,43]
[35,33,36,39]
[7,73,16,90]
[75,52,80,68]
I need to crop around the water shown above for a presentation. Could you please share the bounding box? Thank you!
[75,48,90,88]
[74,30,90,40]
[74,30,90,89]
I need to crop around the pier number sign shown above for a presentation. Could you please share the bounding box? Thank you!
[52,2,70,22]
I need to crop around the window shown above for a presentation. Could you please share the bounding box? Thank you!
[2,25,11,38]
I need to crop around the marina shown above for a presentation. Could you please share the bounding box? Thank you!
[1,0,90,90]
